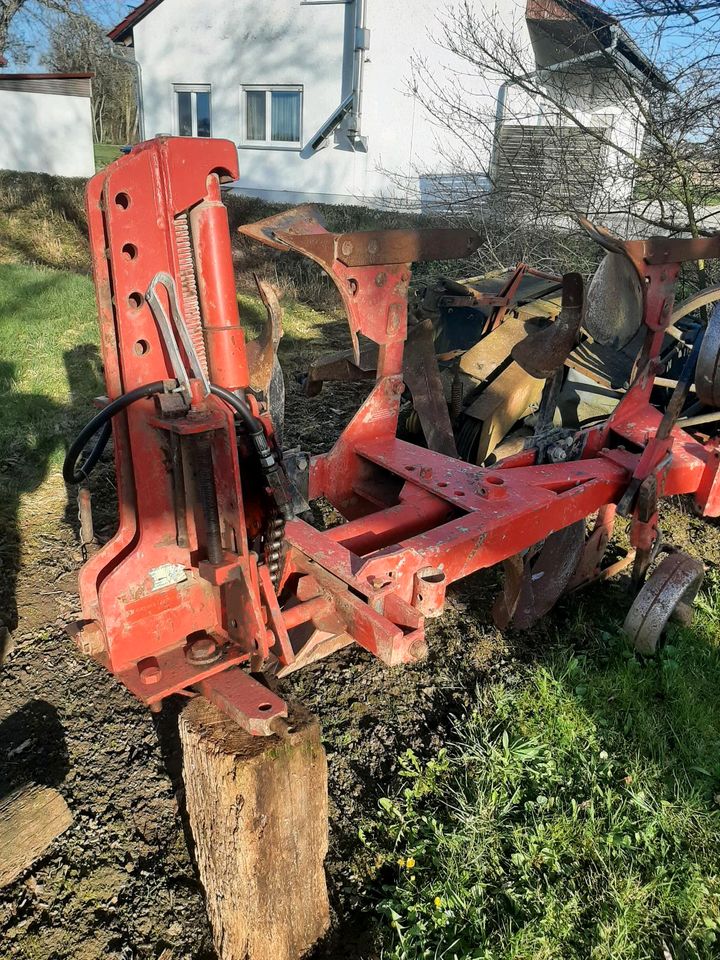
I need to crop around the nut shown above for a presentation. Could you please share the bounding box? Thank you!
[186,636,220,665]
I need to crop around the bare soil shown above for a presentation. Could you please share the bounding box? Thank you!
[2,315,719,960]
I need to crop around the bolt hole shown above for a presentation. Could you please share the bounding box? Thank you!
[419,569,445,584]
[455,490,465,497]
[258,702,273,712]
[121,242,137,261]
[114,192,130,209]
[133,339,150,356]
[438,481,448,488]
[485,475,504,485]
[405,465,416,471]
[347,278,359,296]
[128,292,143,309]
[230,618,238,629]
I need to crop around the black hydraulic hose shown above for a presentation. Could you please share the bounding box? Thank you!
[64,381,286,505]
[63,380,167,484]
[208,383,263,434]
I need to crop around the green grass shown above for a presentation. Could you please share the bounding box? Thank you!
[0,265,335,495]
[363,580,720,960]
[93,143,123,171]
[0,263,100,485]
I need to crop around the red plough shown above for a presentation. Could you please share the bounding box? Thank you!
[65,137,720,732]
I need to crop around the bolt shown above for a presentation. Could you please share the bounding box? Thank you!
[186,636,220,665]
[409,638,428,661]
[392,380,404,394]
[138,657,162,686]
[368,239,379,256]
[71,621,105,657]
[341,240,353,257]
[420,467,433,480]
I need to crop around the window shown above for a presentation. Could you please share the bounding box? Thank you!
[242,86,302,147]
[174,84,212,137]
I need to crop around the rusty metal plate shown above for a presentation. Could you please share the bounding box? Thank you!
[578,217,720,267]
[240,205,479,267]
[493,520,586,630]
[275,227,480,268]
[196,667,288,736]
[584,253,643,348]
[464,361,545,463]
[696,303,720,407]
[513,273,584,378]
[459,316,544,381]
[238,204,329,251]
[623,551,704,655]
[403,319,458,457]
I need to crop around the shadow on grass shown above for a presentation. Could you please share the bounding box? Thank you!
[0,344,105,661]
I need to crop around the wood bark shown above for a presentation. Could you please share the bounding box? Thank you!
[0,783,72,887]
[179,697,329,960]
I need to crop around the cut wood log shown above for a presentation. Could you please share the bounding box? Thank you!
[0,783,72,887]
[179,697,329,960]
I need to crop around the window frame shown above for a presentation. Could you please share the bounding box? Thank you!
[173,83,212,138]
[240,85,303,150]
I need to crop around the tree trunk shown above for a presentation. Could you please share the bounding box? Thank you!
[0,784,72,887]
[179,697,330,960]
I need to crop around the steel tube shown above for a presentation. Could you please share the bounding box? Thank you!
[190,175,250,390]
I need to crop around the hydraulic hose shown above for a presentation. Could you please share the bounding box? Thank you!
[64,381,292,515]
[63,380,167,484]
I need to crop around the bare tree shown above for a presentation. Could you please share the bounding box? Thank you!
[0,0,81,62]
[42,12,137,143]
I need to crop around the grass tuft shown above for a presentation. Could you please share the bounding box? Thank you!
[362,577,720,959]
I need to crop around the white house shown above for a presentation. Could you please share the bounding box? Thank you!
[109,0,665,211]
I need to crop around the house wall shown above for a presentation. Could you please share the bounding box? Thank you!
[0,88,95,177]
[501,68,645,214]
[131,0,522,208]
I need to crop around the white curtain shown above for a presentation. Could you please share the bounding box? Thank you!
[271,92,300,142]
[246,90,266,140]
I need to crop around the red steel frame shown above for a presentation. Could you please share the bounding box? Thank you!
[72,137,720,731]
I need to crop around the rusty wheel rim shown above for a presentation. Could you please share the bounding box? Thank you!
[623,551,704,655]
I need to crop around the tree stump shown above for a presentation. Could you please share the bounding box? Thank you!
[179,697,330,960]
[0,784,72,887]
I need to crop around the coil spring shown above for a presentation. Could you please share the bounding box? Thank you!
[405,409,421,434]
[173,213,209,377]
[451,371,463,420]
[266,513,286,588]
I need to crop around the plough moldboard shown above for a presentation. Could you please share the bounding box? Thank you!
[63,136,720,953]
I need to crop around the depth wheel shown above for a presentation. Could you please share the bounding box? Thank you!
[623,552,704,655]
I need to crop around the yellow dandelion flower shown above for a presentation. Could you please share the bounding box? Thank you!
[406,856,416,870]
[434,896,443,909]
[397,857,406,868]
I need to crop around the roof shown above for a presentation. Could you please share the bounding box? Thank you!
[0,73,93,96]
[528,0,669,90]
[0,72,93,80]
[108,0,164,42]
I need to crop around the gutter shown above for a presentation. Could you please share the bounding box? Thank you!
[109,46,145,141]
[346,0,369,151]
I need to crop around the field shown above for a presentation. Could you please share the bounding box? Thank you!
[0,169,719,960]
